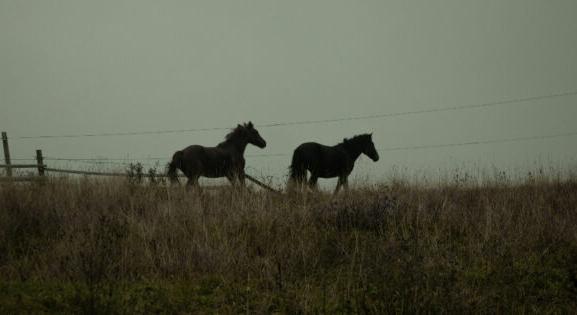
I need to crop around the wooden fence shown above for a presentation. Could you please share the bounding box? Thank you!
[1,132,45,181]
[0,131,280,192]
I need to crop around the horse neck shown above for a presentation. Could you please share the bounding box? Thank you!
[341,141,363,161]
[219,137,249,155]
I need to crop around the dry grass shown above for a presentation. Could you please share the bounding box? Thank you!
[1,173,576,314]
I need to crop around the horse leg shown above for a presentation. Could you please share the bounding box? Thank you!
[186,175,201,193]
[226,173,243,188]
[308,174,319,192]
[236,172,249,192]
[333,183,341,195]
[239,172,256,194]
[342,176,349,192]
[227,173,250,194]
[294,170,307,192]
[238,172,246,187]
[334,176,350,195]
[333,176,345,195]
[186,177,198,186]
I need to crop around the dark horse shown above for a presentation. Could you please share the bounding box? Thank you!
[289,134,379,193]
[167,122,266,188]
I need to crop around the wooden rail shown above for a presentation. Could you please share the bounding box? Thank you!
[45,168,281,192]
[245,174,282,194]
[0,164,46,169]
[0,176,42,182]
[44,167,185,178]
[45,168,128,177]
[1,134,45,182]
[1,131,282,193]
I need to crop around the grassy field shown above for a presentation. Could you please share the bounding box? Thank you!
[1,173,576,314]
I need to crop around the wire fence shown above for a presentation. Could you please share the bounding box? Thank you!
[2,90,576,190]
[14,129,575,163]
[8,90,577,140]
[1,158,281,192]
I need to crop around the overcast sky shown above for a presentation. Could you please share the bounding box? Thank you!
[1,0,576,185]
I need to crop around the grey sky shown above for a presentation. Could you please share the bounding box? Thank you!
[1,0,576,184]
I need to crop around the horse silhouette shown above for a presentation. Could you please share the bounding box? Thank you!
[289,134,379,193]
[167,122,266,188]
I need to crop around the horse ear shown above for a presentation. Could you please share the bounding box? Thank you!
[248,121,253,129]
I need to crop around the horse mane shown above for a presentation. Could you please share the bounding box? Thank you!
[218,123,250,147]
[341,134,372,146]
[224,125,246,141]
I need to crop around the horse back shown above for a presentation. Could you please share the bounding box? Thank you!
[293,142,350,178]
[180,144,239,177]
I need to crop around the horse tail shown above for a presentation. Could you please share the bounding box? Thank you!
[289,148,307,186]
[167,151,183,184]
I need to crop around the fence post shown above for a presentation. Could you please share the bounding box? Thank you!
[2,132,11,177]
[36,150,45,176]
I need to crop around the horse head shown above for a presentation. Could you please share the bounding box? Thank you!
[362,133,379,161]
[241,121,266,148]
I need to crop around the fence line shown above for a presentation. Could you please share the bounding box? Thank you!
[379,130,577,152]
[41,153,289,162]
[1,136,45,180]
[3,164,280,192]
[9,90,577,140]
[244,174,281,193]
[27,129,577,163]
[39,167,281,192]
[3,125,577,192]
[0,164,45,169]
[44,167,185,178]
[44,168,129,177]
[1,139,280,192]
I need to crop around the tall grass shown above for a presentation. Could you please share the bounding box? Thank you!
[0,173,576,313]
